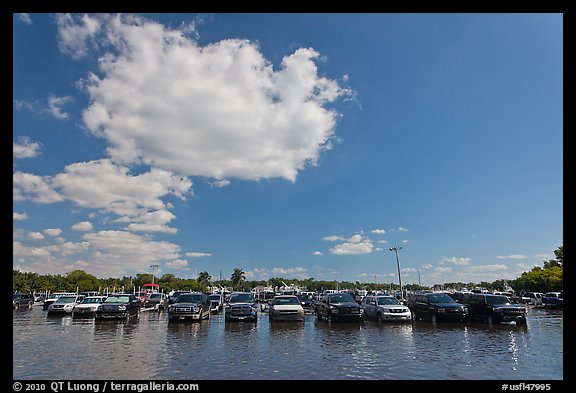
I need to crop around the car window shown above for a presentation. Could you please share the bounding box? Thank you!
[105,295,130,303]
[486,296,511,305]
[377,297,401,305]
[329,293,354,303]
[428,294,456,304]
[176,294,205,303]
[229,293,254,303]
[55,296,78,303]
[273,297,300,305]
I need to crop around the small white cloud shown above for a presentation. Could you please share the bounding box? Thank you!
[47,95,73,120]
[439,257,472,266]
[43,228,63,237]
[18,13,32,25]
[331,235,374,255]
[496,254,527,260]
[312,251,323,255]
[28,232,45,241]
[166,259,188,269]
[323,235,345,241]
[13,137,41,159]
[71,221,93,231]
[13,212,28,221]
[371,229,386,234]
[185,252,212,258]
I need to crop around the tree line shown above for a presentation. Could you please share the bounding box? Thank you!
[13,246,562,295]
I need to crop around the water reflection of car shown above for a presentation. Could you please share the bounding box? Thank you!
[269,295,305,322]
[361,295,412,322]
[167,292,211,322]
[72,295,107,318]
[224,292,258,323]
[208,293,224,313]
[95,293,140,320]
[13,293,35,309]
[408,292,468,323]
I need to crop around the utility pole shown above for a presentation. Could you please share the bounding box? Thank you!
[389,247,403,301]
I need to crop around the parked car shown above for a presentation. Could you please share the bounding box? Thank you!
[520,291,544,306]
[72,295,107,318]
[361,295,412,322]
[315,292,364,322]
[47,294,84,315]
[224,292,258,323]
[296,292,315,311]
[95,293,140,320]
[146,292,168,310]
[13,293,35,309]
[42,292,77,310]
[269,295,305,322]
[167,292,211,322]
[167,290,192,305]
[408,292,468,323]
[208,293,224,313]
[542,292,563,309]
[461,293,527,325]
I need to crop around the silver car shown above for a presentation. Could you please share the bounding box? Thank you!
[361,295,412,322]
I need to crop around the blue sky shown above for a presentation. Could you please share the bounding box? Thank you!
[12,13,563,287]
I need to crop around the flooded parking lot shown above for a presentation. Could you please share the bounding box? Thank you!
[13,305,562,381]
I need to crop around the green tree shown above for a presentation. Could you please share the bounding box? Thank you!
[197,271,212,288]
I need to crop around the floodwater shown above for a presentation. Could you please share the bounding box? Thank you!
[13,305,562,381]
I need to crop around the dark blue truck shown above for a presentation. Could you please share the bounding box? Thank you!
[541,292,563,309]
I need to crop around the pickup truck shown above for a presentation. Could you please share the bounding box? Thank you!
[541,292,563,309]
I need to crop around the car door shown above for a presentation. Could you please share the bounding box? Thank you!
[365,296,377,320]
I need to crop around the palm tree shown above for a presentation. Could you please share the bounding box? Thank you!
[230,268,245,291]
[197,271,211,287]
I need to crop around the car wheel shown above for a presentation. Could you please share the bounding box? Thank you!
[316,311,322,321]
[377,313,384,323]
[431,313,437,324]
[14,303,20,310]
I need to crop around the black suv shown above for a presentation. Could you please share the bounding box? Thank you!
[315,292,364,322]
[461,293,527,325]
[409,292,468,323]
[95,293,140,320]
[167,292,211,322]
[13,293,35,309]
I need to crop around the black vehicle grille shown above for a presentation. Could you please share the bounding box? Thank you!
[339,307,360,314]
[445,307,464,313]
[390,308,405,313]
[230,305,252,316]
[172,306,196,313]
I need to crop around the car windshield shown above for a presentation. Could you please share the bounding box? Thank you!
[428,294,456,303]
[229,293,254,303]
[81,297,104,304]
[328,293,355,303]
[209,295,221,301]
[377,297,401,305]
[273,296,300,305]
[105,295,130,303]
[486,296,511,305]
[149,294,163,299]
[176,294,204,303]
[55,296,78,303]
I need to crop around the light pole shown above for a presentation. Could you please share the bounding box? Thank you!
[150,264,159,284]
[389,247,403,301]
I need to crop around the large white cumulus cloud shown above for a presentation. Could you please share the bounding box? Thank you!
[67,14,349,182]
